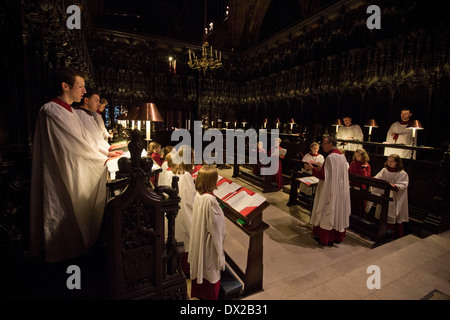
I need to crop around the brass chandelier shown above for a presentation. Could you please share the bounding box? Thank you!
[188,0,222,74]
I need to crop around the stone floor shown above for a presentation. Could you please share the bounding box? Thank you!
[215,166,450,301]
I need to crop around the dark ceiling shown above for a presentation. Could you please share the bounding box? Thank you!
[88,0,337,51]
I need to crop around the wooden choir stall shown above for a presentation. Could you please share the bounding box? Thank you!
[286,138,449,243]
[105,129,187,300]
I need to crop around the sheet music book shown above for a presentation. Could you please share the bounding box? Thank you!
[213,178,241,199]
[222,187,267,216]
[109,140,128,150]
[107,150,154,180]
[279,148,287,157]
[297,176,320,186]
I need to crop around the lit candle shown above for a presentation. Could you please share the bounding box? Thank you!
[368,126,373,135]
[290,123,294,130]
[146,121,151,140]
[276,123,279,129]
[137,121,141,131]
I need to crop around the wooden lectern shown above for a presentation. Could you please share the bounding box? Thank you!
[217,197,270,297]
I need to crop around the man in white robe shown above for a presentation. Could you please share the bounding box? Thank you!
[29,68,115,263]
[74,91,111,156]
[336,116,364,151]
[384,108,414,159]
[305,136,351,245]
[93,98,111,141]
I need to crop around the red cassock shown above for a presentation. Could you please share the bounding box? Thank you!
[270,146,284,190]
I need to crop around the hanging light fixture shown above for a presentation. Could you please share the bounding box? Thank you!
[188,0,222,74]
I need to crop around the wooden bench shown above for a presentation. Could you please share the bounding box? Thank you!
[348,173,394,247]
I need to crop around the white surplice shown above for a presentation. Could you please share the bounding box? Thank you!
[310,152,351,232]
[157,161,170,186]
[384,121,414,159]
[368,168,409,224]
[93,111,109,141]
[300,153,324,195]
[336,124,364,151]
[30,100,108,262]
[188,193,226,284]
[75,108,110,156]
[174,171,196,252]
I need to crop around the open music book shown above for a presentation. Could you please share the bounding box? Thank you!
[297,176,320,186]
[214,177,267,216]
[107,149,152,180]
[213,177,241,199]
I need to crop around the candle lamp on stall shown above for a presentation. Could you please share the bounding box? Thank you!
[331,119,343,134]
[364,119,378,142]
[289,118,296,132]
[132,103,164,148]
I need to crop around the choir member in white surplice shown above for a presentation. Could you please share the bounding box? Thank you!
[157,145,174,186]
[189,165,226,300]
[29,67,121,263]
[93,98,110,141]
[336,116,364,151]
[300,142,324,196]
[170,146,197,276]
[74,91,112,157]
[305,136,351,246]
[366,154,409,238]
[384,108,414,159]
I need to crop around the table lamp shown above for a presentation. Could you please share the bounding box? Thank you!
[289,118,296,131]
[135,103,164,142]
[127,106,140,130]
[407,120,424,147]
[364,119,378,142]
[332,119,343,134]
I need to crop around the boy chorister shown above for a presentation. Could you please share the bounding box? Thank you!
[188,165,226,300]
[366,154,409,238]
